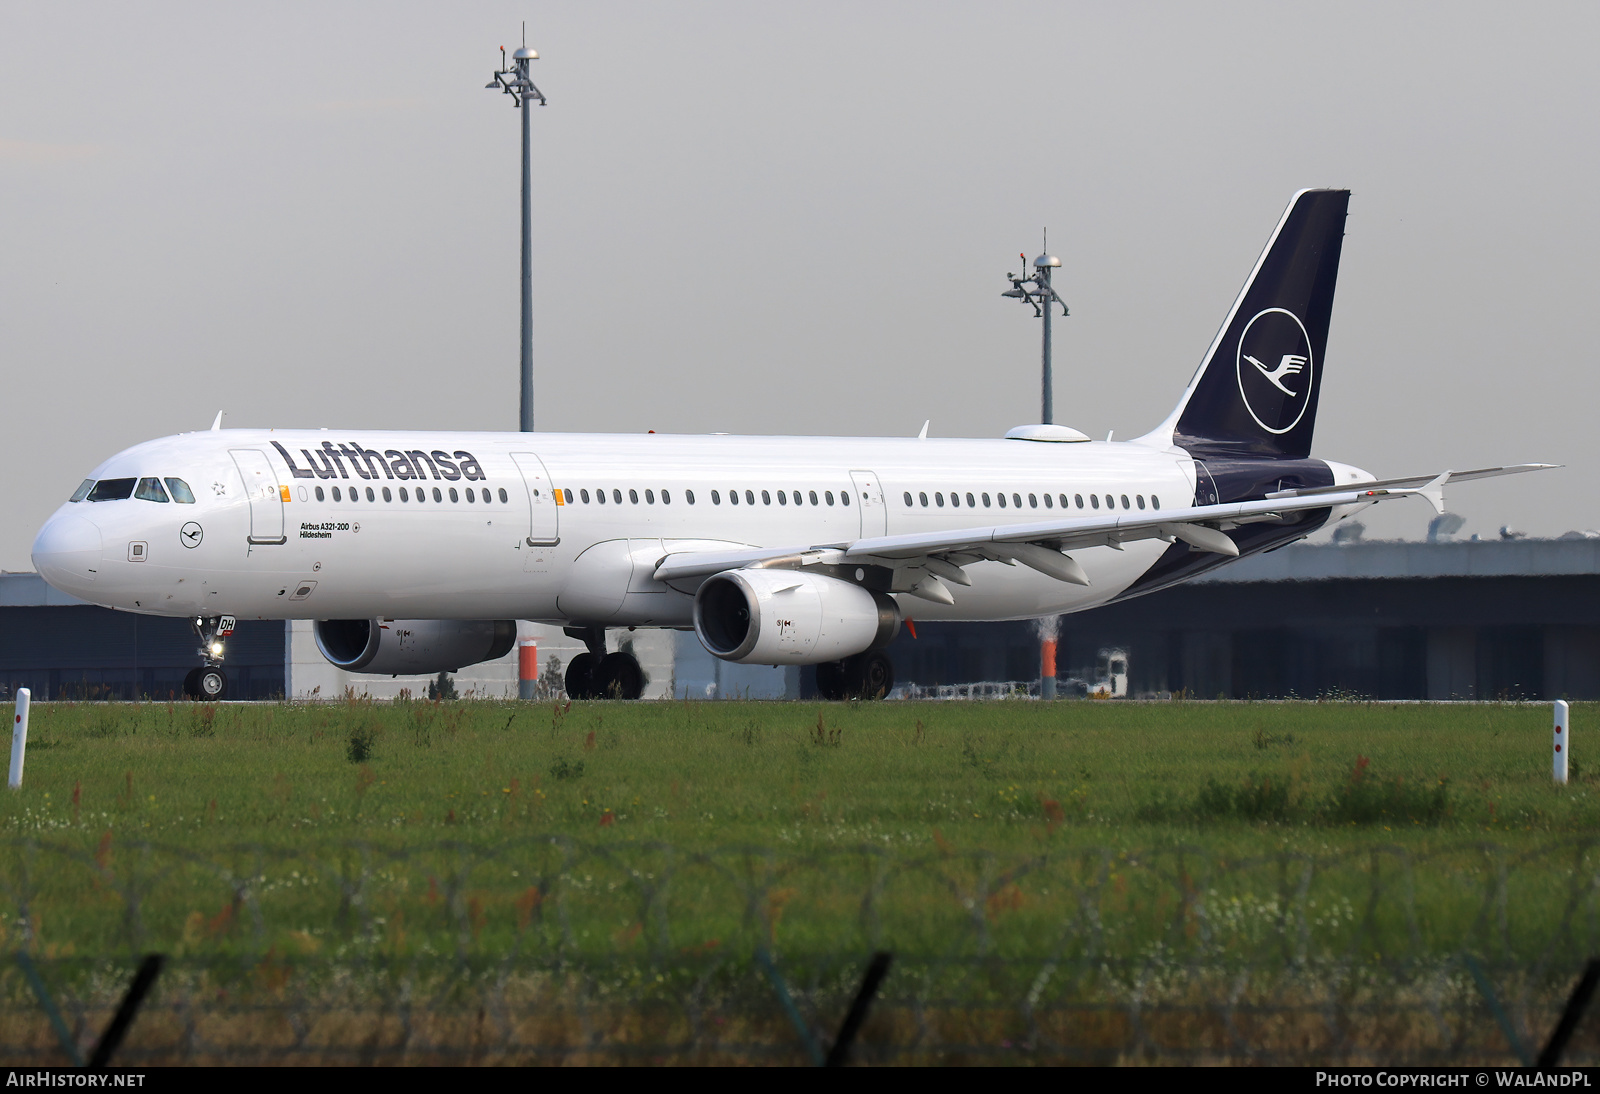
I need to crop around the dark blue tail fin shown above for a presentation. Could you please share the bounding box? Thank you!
[1162,188,1349,460]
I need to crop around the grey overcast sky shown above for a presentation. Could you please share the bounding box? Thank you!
[2,2,1595,570]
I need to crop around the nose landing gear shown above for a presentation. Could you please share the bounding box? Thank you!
[183,615,234,700]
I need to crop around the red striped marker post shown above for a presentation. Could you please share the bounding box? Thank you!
[1555,699,1570,786]
[8,688,29,790]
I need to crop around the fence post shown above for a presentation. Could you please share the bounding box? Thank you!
[1536,957,1600,1069]
[86,954,164,1068]
[824,951,892,1067]
[756,948,824,1066]
[9,688,29,789]
[1464,955,1530,1066]
[1555,700,1570,785]
[16,951,83,1067]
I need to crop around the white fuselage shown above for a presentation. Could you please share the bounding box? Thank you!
[32,429,1202,625]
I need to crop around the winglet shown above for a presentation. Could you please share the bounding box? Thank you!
[210,411,224,432]
[1417,470,1452,516]
[917,420,929,440]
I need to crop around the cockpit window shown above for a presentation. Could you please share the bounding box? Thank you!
[164,478,196,504]
[134,477,170,503]
[69,479,94,503]
[86,478,136,502]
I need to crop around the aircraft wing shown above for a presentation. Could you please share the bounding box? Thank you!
[1265,464,1556,499]
[651,474,1485,594]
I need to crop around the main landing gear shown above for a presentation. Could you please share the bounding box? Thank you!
[815,651,895,701]
[563,627,646,701]
[183,615,234,701]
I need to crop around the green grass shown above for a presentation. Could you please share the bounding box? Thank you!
[2,698,1596,1063]
[5,697,1591,851]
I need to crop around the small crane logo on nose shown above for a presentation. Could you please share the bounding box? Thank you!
[180,522,204,549]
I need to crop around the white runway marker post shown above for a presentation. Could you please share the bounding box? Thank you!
[9,688,29,790]
[1555,699,1570,786]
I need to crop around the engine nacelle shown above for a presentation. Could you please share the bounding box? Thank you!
[694,569,899,665]
[314,619,517,676]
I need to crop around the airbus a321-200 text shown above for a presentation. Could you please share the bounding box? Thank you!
[31,190,1552,700]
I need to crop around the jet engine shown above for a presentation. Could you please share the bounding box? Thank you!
[314,619,517,676]
[694,569,899,665]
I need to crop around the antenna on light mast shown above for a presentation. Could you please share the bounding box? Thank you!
[485,24,548,432]
[1001,231,1068,425]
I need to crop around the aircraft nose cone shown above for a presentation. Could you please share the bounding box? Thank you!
[32,513,102,590]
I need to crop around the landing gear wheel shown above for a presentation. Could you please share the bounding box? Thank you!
[565,653,597,700]
[196,667,227,701]
[594,653,645,700]
[858,652,894,700]
[816,661,846,701]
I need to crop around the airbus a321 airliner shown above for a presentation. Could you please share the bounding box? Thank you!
[31,190,1550,700]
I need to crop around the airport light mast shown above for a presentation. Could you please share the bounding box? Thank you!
[486,25,548,432]
[1002,235,1069,425]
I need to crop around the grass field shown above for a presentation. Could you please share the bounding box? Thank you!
[1,697,1596,1064]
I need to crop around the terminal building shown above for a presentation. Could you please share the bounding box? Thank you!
[1,536,1596,701]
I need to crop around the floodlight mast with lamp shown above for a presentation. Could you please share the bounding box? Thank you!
[1001,235,1069,425]
[485,25,548,432]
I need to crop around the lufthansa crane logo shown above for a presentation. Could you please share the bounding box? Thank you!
[1235,308,1314,435]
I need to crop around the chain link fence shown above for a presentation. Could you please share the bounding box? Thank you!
[1,837,1598,1064]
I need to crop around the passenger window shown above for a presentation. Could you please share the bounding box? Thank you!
[1152,495,1160,509]
[935,492,945,507]
[1091,494,1100,509]
[825,491,834,506]
[1043,493,1052,509]
[793,488,803,504]
[1075,494,1084,508]
[1059,494,1068,509]
[809,490,818,506]
[135,478,169,503]
[1028,493,1037,508]
[711,490,720,504]
[416,488,425,503]
[661,490,671,504]
[395,487,403,502]
[69,479,94,503]
[685,489,694,504]
[87,478,136,502]
[333,486,343,502]
[317,486,327,502]
[628,489,638,504]
[464,487,474,503]
[997,493,1007,508]
[966,492,976,508]
[1013,493,1022,508]
[367,487,376,502]
[581,489,590,503]
[747,490,756,505]
[949,491,959,508]
[433,487,443,502]
[498,488,508,503]
[729,490,738,505]
[1105,494,1114,509]
[383,487,393,502]
[1121,494,1130,509]
[981,493,991,507]
[904,492,913,506]
[613,489,623,504]
[645,489,655,504]
[444,487,455,502]
[841,491,850,506]
[1136,495,1145,509]
[776,490,786,505]
[760,490,770,505]
[164,478,196,504]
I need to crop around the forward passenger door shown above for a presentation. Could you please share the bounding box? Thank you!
[850,470,887,538]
